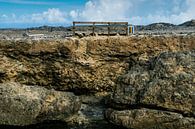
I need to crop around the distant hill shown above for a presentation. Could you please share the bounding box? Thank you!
[179,20,195,27]
[138,23,176,30]
[26,25,72,31]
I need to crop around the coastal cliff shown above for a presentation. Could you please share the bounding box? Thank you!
[0,36,194,129]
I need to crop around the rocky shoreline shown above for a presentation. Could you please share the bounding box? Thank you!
[0,36,194,129]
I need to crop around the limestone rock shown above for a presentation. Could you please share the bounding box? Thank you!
[110,65,150,105]
[0,36,195,128]
[0,82,81,126]
[106,51,195,129]
[141,51,195,113]
[0,36,194,93]
[110,51,195,113]
[105,108,195,129]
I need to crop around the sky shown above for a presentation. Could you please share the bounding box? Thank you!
[0,0,194,28]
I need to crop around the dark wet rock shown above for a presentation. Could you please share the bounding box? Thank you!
[0,82,81,126]
[65,94,117,129]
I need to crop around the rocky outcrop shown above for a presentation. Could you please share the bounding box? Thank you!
[0,36,194,93]
[106,50,195,129]
[0,38,129,93]
[105,108,194,129]
[0,82,81,126]
[0,36,194,128]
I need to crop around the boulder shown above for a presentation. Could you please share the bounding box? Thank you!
[106,51,195,129]
[0,82,81,126]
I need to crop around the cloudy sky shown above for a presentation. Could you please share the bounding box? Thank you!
[0,0,194,28]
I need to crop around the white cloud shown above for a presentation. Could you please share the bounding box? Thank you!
[31,8,67,23]
[0,0,194,26]
[69,10,79,19]
[0,14,8,22]
[0,8,68,24]
[1,14,8,18]
[135,0,195,24]
[78,0,132,21]
[70,0,195,25]
[140,0,195,24]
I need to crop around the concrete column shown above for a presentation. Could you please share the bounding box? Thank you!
[73,22,75,36]
[108,23,110,36]
[92,22,95,36]
[126,23,129,36]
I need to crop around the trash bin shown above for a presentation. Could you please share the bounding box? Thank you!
[129,26,134,34]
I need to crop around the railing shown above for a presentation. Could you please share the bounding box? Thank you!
[73,21,133,36]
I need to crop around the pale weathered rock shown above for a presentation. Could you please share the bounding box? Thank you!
[0,36,194,93]
[0,82,81,126]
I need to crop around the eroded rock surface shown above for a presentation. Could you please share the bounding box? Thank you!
[105,108,195,129]
[0,36,194,93]
[0,36,194,128]
[106,50,195,129]
[0,82,81,126]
